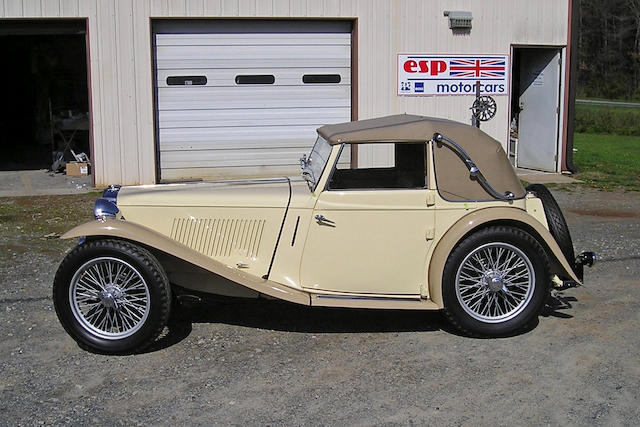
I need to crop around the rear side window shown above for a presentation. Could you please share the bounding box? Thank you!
[329,142,426,190]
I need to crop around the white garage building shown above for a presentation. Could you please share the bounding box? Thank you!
[0,0,578,187]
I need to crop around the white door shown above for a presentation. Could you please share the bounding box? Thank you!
[517,49,561,172]
[154,21,351,182]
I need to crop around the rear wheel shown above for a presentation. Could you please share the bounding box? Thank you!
[53,239,171,354]
[443,226,550,336]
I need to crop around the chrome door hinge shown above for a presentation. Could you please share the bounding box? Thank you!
[425,227,435,240]
[426,191,436,206]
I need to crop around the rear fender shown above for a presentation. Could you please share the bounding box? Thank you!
[61,220,311,306]
[427,207,581,307]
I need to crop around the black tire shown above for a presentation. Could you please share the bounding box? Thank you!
[53,239,171,354]
[526,183,575,263]
[442,226,550,337]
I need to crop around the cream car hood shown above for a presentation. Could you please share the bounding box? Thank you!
[117,177,291,208]
[114,178,295,276]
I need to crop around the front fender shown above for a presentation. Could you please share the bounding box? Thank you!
[62,220,311,306]
[427,207,581,308]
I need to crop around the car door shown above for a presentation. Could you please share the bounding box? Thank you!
[299,142,435,295]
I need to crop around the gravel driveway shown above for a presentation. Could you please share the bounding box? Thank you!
[1,187,639,425]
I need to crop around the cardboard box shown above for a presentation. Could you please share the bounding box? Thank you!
[66,161,90,176]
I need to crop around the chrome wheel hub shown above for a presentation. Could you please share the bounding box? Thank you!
[487,275,505,292]
[69,257,150,340]
[98,286,124,310]
[455,242,535,323]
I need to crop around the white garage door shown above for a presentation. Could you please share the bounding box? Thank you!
[154,21,352,182]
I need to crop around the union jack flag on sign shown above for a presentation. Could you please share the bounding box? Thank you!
[449,58,506,78]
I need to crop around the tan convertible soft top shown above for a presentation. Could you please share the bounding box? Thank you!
[318,114,525,200]
[318,114,461,144]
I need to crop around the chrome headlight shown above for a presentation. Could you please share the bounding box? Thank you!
[94,185,121,220]
[102,184,121,202]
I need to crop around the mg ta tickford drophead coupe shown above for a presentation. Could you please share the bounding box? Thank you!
[53,115,595,353]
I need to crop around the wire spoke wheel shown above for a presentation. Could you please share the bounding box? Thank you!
[69,257,151,340]
[455,242,535,323]
[471,95,497,121]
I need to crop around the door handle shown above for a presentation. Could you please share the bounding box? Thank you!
[315,214,335,226]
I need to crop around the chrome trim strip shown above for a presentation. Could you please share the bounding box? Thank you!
[263,177,292,280]
[206,177,290,185]
[316,294,421,302]
[433,133,515,200]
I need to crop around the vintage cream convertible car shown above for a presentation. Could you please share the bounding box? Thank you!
[53,114,595,353]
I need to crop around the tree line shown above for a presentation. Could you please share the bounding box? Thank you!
[578,0,640,100]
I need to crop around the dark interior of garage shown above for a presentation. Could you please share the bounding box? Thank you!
[0,20,89,171]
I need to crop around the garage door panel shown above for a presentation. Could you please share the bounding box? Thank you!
[155,22,351,182]
[160,166,306,182]
[156,44,350,61]
[159,118,343,131]
[158,107,350,127]
[158,97,350,111]
[160,138,317,151]
[157,58,351,70]
[159,125,319,143]
[157,68,351,88]
[161,148,315,168]
[156,33,351,46]
[157,85,350,103]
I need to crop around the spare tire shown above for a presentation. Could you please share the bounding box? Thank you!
[526,183,575,263]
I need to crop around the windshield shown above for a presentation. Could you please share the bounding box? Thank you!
[302,136,332,191]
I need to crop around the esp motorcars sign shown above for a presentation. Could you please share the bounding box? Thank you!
[397,54,509,96]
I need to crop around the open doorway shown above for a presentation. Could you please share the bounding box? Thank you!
[0,20,89,171]
[510,47,562,172]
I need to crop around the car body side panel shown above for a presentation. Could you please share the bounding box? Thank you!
[300,189,435,295]
[61,220,311,306]
[427,207,582,308]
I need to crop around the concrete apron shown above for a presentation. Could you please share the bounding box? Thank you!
[0,170,95,197]
[516,167,581,184]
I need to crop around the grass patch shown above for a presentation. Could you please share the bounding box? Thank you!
[574,104,640,136]
[573,133,640,191]
[0,193,99,262]
[0,192,99,231]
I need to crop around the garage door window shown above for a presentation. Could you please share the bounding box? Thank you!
[303,74,341,84]
[329,142,427,190]
[235,75,275,85]
[166,75,207,85]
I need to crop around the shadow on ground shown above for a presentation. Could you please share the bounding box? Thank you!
[141,293,577,353]
[542,293,578,319]
[144,297,451,353]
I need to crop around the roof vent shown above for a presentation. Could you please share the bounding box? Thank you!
[443,11,472,29]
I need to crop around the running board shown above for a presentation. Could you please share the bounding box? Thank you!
[311,294,440,310]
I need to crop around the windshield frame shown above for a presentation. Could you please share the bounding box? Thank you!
[302,135,333,192]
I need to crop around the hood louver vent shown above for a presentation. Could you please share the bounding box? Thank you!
[170,218,265,259]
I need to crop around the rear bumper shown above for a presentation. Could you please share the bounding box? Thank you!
[574,251,597,282]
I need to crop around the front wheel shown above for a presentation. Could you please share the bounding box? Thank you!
[53,239,171,354]
[442,226,550,336]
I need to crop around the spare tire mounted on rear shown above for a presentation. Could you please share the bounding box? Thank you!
[525,183,575,263]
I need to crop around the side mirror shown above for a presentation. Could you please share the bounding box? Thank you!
[299,154,308,169]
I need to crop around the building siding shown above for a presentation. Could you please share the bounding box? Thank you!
[1,0,568,186]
